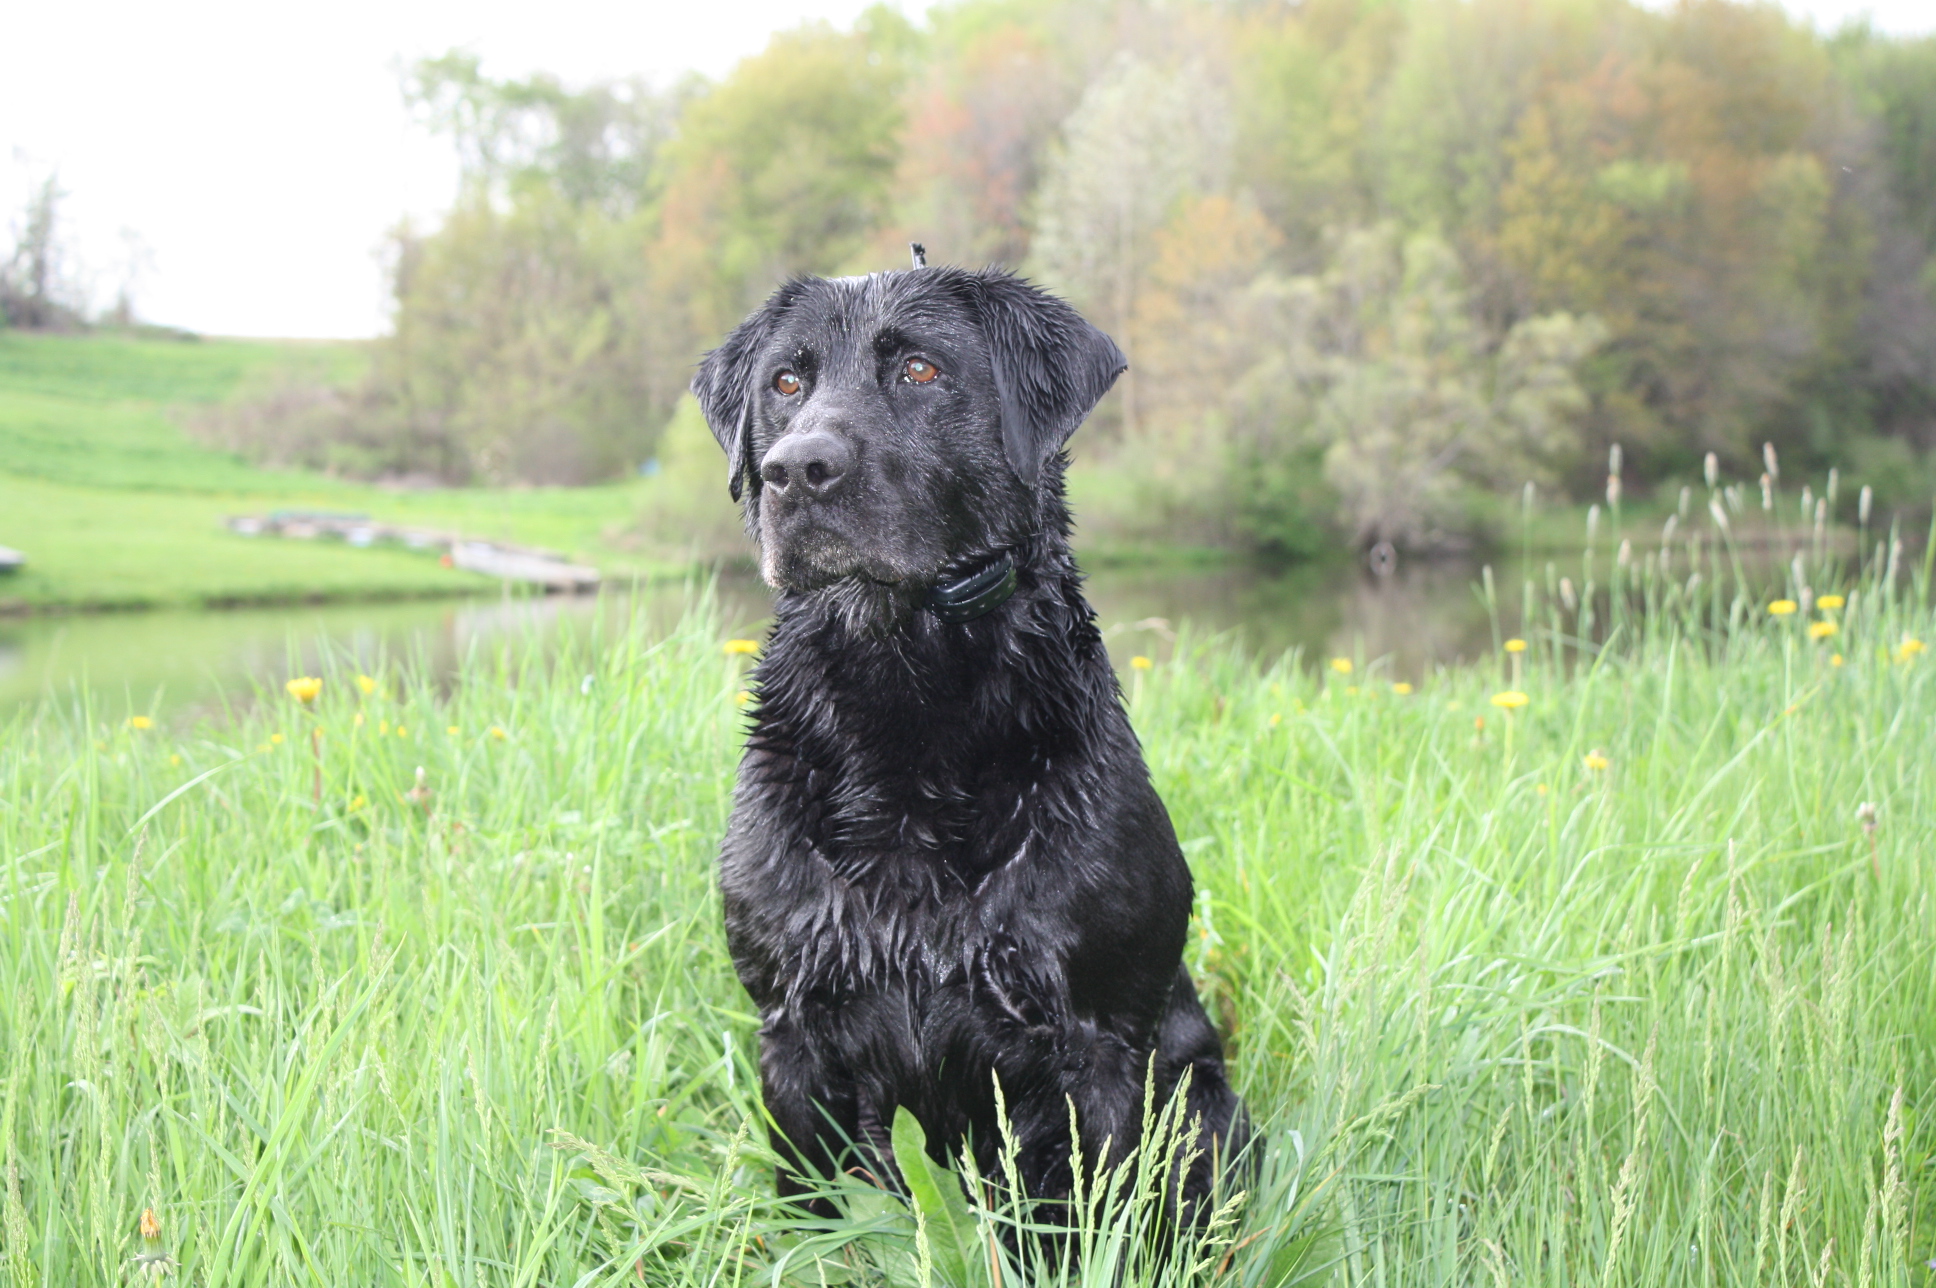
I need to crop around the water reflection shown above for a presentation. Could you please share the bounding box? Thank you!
[0,556,1519,716]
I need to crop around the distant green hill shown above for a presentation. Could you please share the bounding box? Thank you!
[0,331,677,610]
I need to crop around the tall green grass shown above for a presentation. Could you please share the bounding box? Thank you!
[1,511,1932,1283]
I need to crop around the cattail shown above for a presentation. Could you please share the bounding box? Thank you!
[1826,467,1838,506]
[1800,486,1813,520]
[1763,441,1779,482]
[1859,485,1873,526]
[1679,485,1691,518]
[1814,499,1826,540]
[1704,452,1719,489]
[1560,576,1578,611]
[1609,443,1623,476]
[1522,480,1536,514]
[1587,504,1600,544]
[1617,538,1632,568]
[1709,497,1732,535]
[1662,515,1678,545]
[1760,473,1773,511]
[1607,473,1622,506]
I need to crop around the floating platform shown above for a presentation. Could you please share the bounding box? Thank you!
[223,514,599,591]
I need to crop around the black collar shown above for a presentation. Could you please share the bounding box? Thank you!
[926,553,1018,623]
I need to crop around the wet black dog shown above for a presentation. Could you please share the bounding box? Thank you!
[692,265,1247,1224]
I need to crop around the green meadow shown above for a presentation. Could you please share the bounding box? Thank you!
[0,331,687,612]
[1,549,1931,1284]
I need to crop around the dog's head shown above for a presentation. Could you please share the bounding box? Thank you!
[692,267,1124,604]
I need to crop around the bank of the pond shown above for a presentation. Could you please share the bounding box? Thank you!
[0,556,1519,714]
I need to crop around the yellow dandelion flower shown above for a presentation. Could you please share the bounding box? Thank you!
[1490,690,1530,710]
[1268,712,1282,727]
[286,676,323,703]
[127,715,153,730]
[735,690,754,706]
[348,794,367,811]
[489,725,508,740]
[396,724,409,739]
[356,674,378,695]
[1809,621,1838,640]
[1897,636,1926,662]
[169,754,182,767]
[1817,594,1845,610]
[1330,657,1353,674]
[269,733,284,745]
[1393,682,1413,695]
[1504,638,1527,653]
[1535,783,1549,796]
[140,1207,161,1241]
[1584,751,1610,771]
[353,712,365,728]
[1767,599,1798,616]
[723,639,761,656]
[1831,653,1844,667]
[1130,655,1152,670]
[446,725,459,736]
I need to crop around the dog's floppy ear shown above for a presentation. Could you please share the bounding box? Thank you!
[973,271,1127,488]
[692,282,803,502]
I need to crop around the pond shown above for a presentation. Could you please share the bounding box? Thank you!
[0,554,1521,718]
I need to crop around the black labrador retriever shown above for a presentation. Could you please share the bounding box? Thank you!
[692,264,1248,1225]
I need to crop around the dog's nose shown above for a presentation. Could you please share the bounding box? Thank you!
[760,431,852,500]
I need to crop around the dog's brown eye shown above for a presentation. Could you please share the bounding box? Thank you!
[775,371,802,396]
[904,358,939,384]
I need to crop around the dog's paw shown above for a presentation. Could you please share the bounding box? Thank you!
[972,936,1056,1033]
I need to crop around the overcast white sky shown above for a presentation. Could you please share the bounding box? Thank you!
[2,0,1927,339]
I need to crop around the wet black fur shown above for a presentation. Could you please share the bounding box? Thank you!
[692,266,1249,1223]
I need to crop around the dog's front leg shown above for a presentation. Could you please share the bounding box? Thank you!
[757,1012,864,1219]
[970,934,1151,1201]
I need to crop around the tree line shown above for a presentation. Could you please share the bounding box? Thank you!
[197,0,1936,554]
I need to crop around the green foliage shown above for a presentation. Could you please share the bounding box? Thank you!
[1222,227,1607,552]
[656,22,908,308]
[889,1107,983,1288]
[407,50,676,214]
[0,539,1931,1282]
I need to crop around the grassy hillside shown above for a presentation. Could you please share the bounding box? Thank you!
[0,331,694,611]
[0,586,1928,1284]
